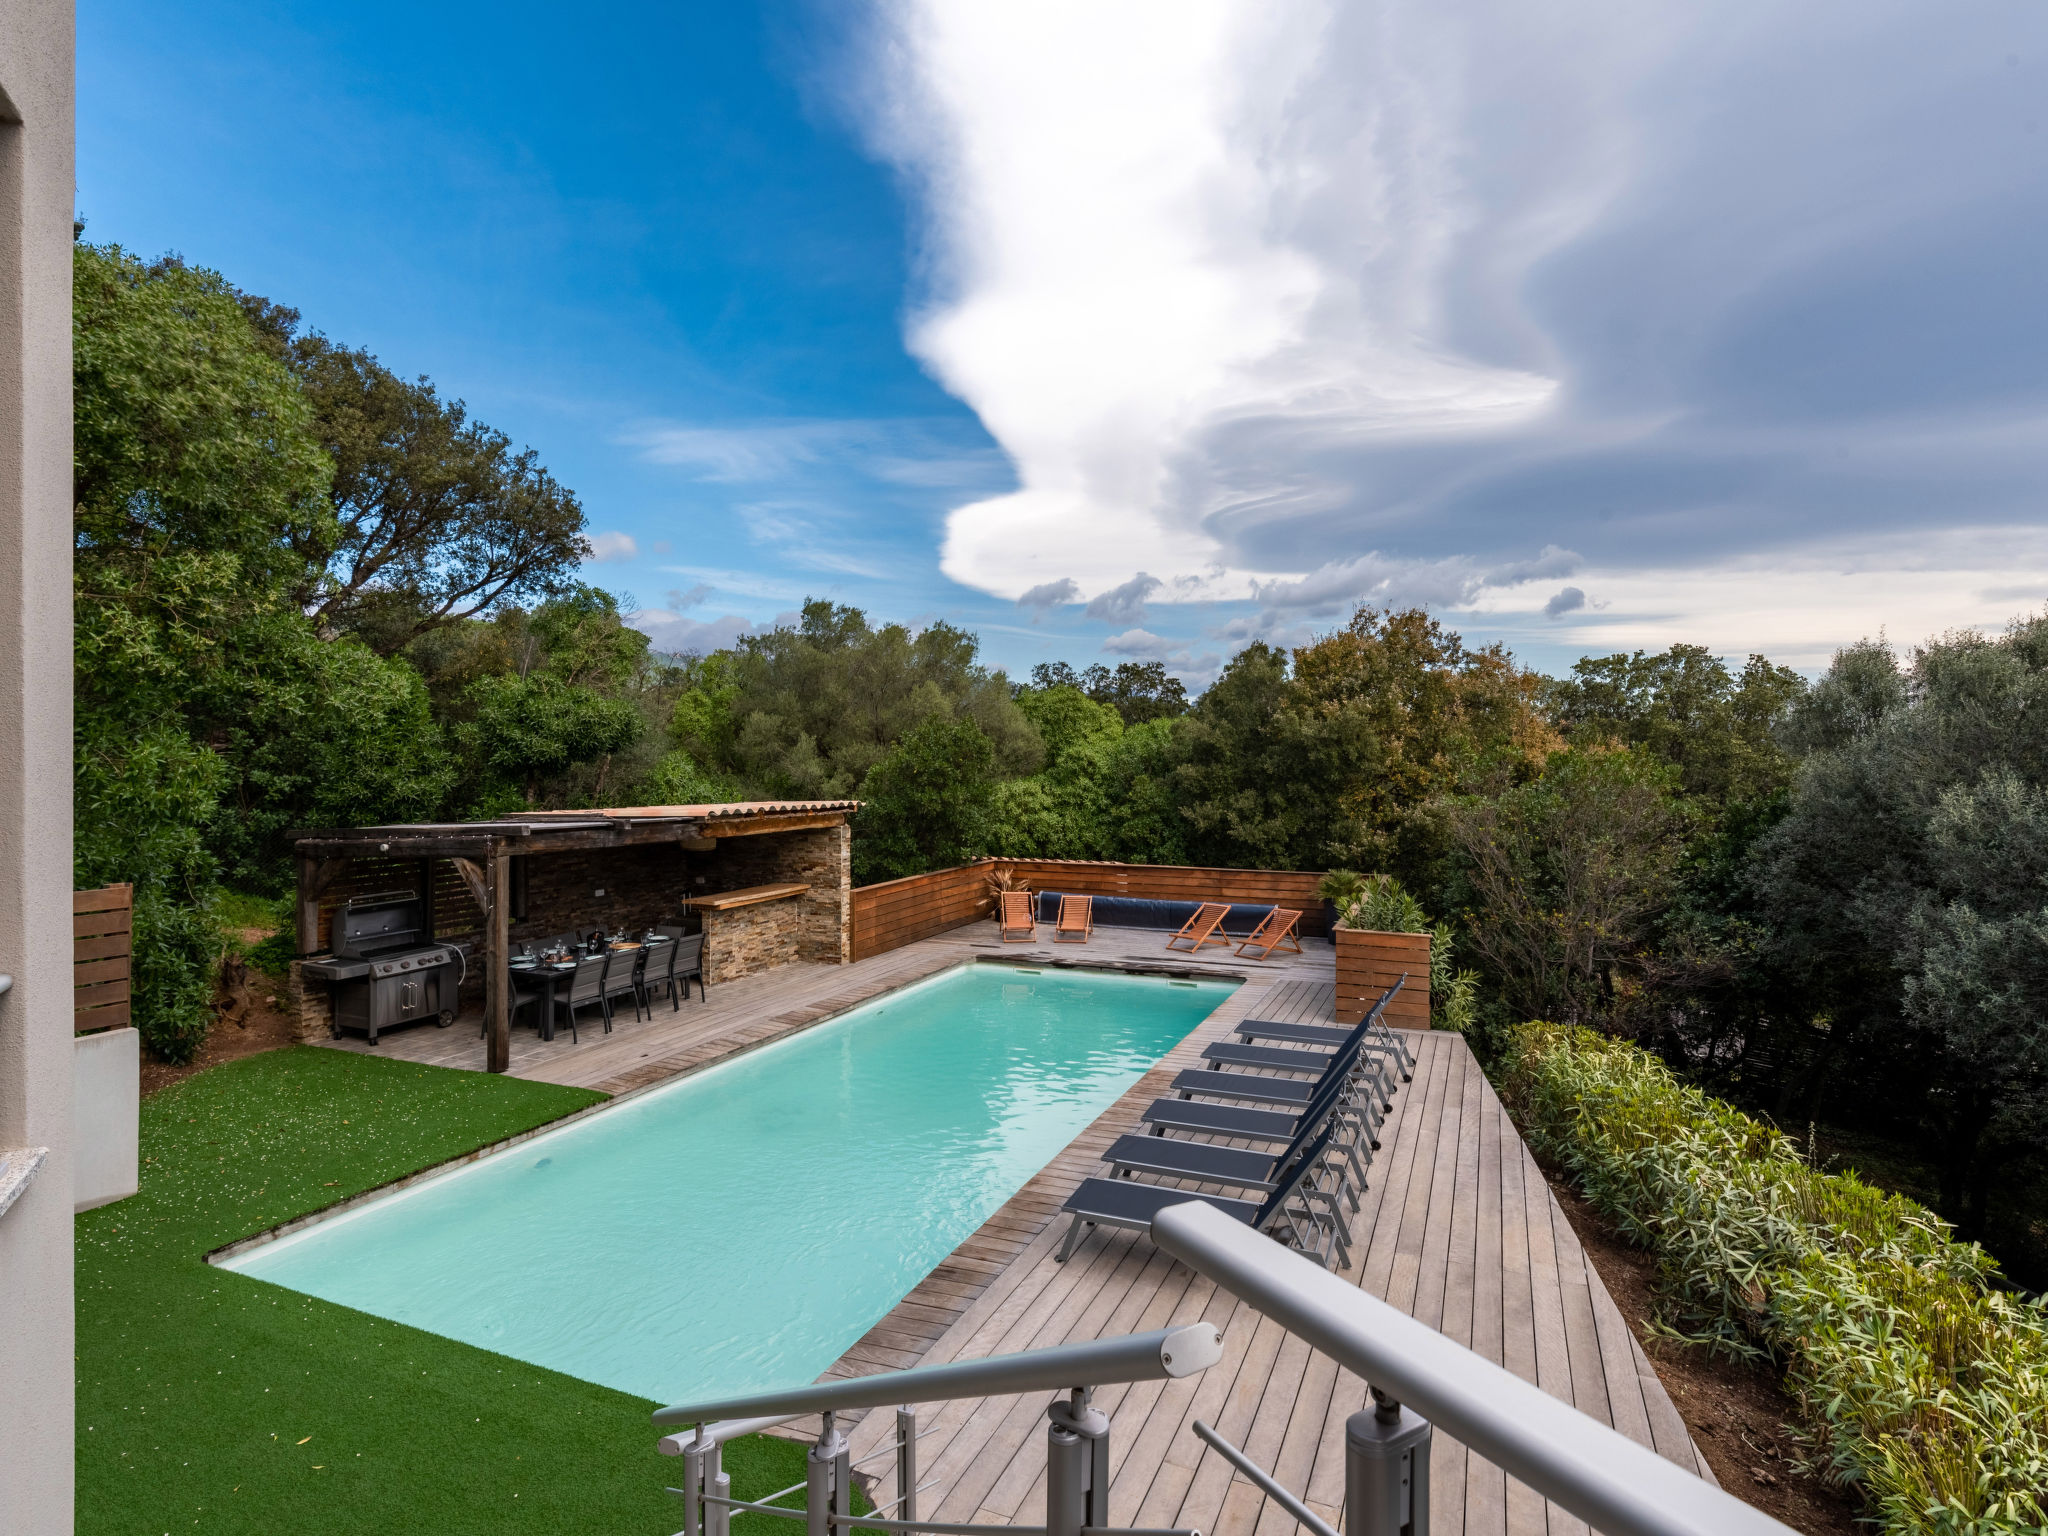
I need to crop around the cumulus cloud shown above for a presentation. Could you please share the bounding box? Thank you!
[848,0,2048,657]
[1545,586,1588,618]
[1100,628,1171,658]
[585,531,639,564]
[1017,577,1082,611]
[1084,573,1163,624]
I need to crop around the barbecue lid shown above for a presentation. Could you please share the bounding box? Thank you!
[331,890,426,957]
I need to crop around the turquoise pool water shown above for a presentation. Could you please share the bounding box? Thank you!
[220,963,1234,1405]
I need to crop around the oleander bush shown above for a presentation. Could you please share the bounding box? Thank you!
[1505,1023,2048,1536]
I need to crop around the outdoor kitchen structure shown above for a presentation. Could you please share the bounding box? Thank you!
[286,801,858,1072]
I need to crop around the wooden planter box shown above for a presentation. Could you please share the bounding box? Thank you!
[1334,926,1431,1029]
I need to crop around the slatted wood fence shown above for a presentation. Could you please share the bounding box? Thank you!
[74,883,134,1034]
[848,858,1331,963]
[849,863,995,961]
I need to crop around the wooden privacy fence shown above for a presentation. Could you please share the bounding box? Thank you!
[849,858,1329,963]
[75,883,134,1034]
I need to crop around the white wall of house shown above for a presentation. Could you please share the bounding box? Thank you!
[0,3,77,1531]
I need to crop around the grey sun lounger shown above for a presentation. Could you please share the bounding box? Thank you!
[1202,1039,1395,1108]
[1100,1078,1364,1213]
[1141,1096,1338,1142]
[1140,1067,1381,1177]
[1056,1121,1348,1266]
[1228,1024,1409,1081]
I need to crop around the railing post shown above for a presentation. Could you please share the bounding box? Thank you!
[1045,1387,1110,1536]
[682,1435,707,1536]
[708,1442,731,1536]
[896,1406,919,1528]
[1345,1389,1430,1536]
[809,1412,849,1536]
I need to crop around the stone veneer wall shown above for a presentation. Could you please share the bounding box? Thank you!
[285,959,334,1045]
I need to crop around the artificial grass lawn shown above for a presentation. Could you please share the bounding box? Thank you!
[78,1047,839,1535]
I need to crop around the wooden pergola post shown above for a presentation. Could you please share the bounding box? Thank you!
[486,842,511,1073]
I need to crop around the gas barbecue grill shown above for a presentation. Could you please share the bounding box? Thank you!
[300,891,466,1044]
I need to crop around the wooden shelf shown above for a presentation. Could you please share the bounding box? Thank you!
[688,882,810,912]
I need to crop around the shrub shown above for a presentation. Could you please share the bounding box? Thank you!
[1505,1023,2048,1535]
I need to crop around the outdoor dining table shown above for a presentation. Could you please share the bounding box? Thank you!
[510,937,675,1042]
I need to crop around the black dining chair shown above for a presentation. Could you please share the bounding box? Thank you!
[554,951,610,1041]
[673,933,706,1003]
[600,948,642,1027]
[640,936,683,1013]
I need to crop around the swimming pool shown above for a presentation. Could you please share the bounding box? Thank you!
[218,963,1235,1404]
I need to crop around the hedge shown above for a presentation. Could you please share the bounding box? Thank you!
[1504,1023,2047,1536]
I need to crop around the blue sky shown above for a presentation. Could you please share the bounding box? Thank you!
[80,1,2048,684]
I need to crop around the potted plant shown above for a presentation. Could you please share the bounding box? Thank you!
[1315,869,1367,947]
[984,863,1029,925]
[1331,874,1433,1029]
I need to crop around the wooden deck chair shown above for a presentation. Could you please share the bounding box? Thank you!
[1235,906,1303,960]
[1165,901,1232,953]
[1053,893,1093,943]
[998,889,1037,942]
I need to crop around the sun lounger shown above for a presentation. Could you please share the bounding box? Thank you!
[1140,1092,1381,1166]
[998,889,1036,942]
[1233,978,1414,1078]
[1055,1122,1349,1266]
[1202,1038,1394,1107]
[1102,1073,1366,1211]
[1234,906,1303,960]
[1165,901,1232,953]
[1053,893,1093,943]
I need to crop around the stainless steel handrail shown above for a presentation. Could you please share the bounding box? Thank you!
[652,1322,1223,1427]
[1150,1201,1792,1536]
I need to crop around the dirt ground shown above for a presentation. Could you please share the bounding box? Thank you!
[1538,1171,1862,1536]
[138,957,300,1098]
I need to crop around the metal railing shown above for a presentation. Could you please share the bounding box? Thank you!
[653,1205,1791,1536]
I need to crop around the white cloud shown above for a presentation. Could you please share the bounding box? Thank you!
[1100,627,1172,658]
[847,0,2048,660]
[852,1,1594,600]
[585,531,639,564]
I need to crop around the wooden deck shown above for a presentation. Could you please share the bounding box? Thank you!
[313,920,1712,1534]
[831,994,1715,1536]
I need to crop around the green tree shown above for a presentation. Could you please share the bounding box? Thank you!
[1752,617,2048,1234]
[74,244,335,1058]
[236,295,591,653]
[1544,644,1806,807]
[852,715,1000,883]
[1029,660,1189,725]
[452,588,653,810]
[984,686,1126,856]
[695,600,1038,798]
[1443,747,1693,1028]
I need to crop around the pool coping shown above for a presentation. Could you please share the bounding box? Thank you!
[204,951,1255,1270]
